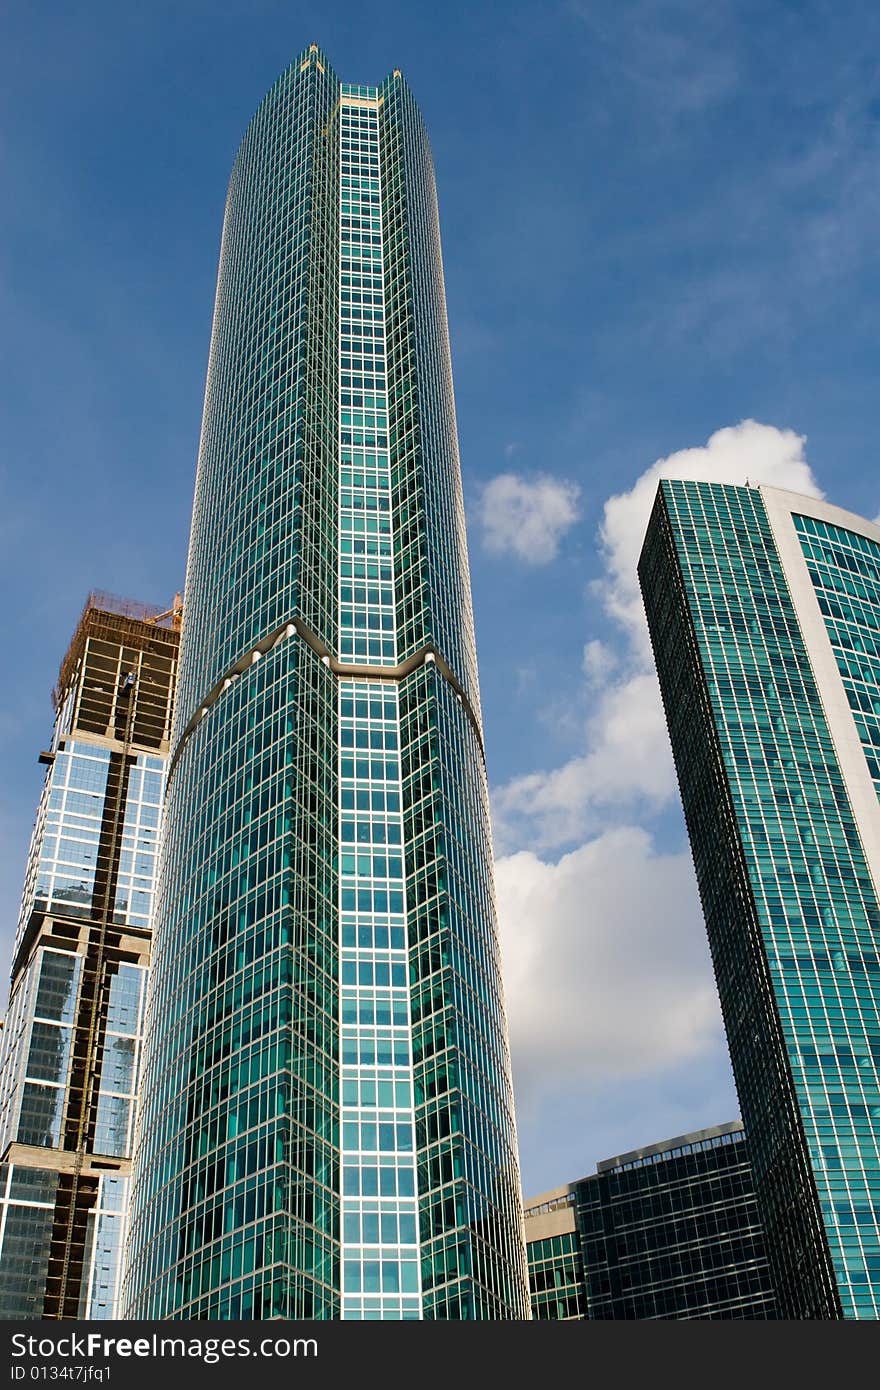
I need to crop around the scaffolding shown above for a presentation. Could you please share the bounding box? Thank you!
[53,594,181,748]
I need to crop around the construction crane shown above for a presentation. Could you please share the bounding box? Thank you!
[144,591,183,632]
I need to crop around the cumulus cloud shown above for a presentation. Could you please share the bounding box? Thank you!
[599,419,822,644]
[495,670,676,850]
[581,638,616,688]
[494,420,823,849]
[478,472,580,565]
[496,827,723,1112]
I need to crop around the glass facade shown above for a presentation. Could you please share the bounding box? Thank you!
[525,1123,776,1320]
[578,1126,776,1318]
[0,1164,59,1319]
[640,481,880,1318]
[121,46,528,1320]
[0,595,178,1319]
[794,514,880,801]
[17,745,164,937]
[78,1174,130,1319]
[526,1227,586,1321]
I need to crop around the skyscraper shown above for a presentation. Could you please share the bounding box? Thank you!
[640,480,880,1319]
[121,46,529,1321]
[0,593,179,1319]
[525,1122,776,1320]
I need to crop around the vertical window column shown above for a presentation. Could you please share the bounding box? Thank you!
[79,1173,129,1318]
[337,93,422,1320]
[15,949,81,1150]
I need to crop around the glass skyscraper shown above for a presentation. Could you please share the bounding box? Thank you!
[640,481,880,1319]
[121,46,529,1320]
[525,1122,776,1320]
[0,593,179,1319]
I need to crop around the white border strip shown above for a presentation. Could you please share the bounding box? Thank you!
[760,484,880,901]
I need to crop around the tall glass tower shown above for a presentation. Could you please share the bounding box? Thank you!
[121,46,529,1320]
[0,593,179,1319]
[640,480,880,1319]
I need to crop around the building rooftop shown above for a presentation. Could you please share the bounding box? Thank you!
[524,1120,746,1223]
[54,591,181,711]
[597,1119,744,1174]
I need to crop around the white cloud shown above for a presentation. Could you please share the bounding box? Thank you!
[495,670,676,851]
[478,472,580,565]
[497,827,722,1113]
[494,420,824,848]
[581,638,616,687]
[599,419,822,643]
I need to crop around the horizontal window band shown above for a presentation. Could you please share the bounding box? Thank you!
[168,616,482,782]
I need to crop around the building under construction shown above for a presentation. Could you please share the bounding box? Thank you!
[0,593,179,1318]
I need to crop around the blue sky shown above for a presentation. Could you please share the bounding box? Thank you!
[2,1,879,1195]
